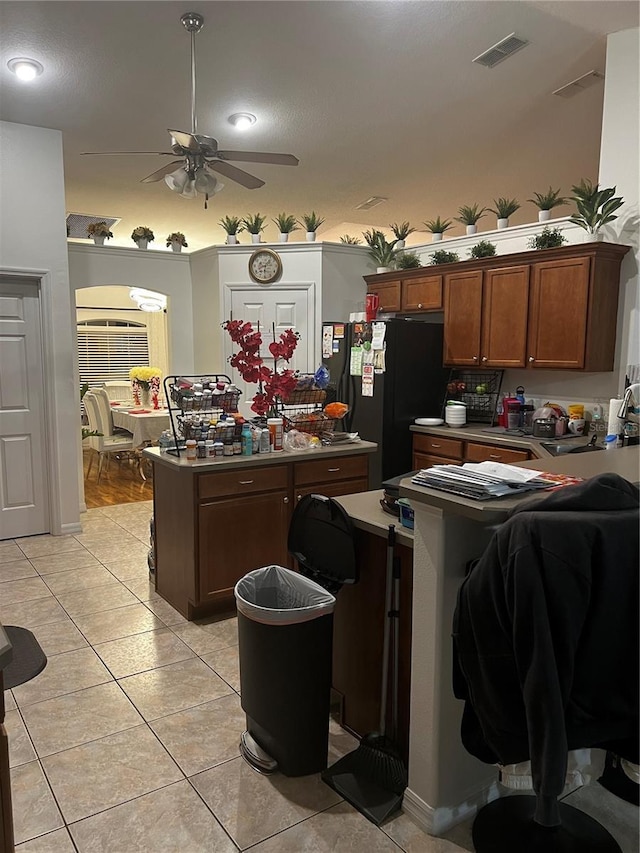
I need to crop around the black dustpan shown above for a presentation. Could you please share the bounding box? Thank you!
[322,525,407,825]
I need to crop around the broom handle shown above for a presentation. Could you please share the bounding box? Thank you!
[380,525,395,735]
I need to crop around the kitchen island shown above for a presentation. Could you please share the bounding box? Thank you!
[397,447,639,836]
[143,441,376,620]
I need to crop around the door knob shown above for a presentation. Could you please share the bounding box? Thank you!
[482,356,488,362]
[528,356,535,362]
[297,494,302,502]
[418,303,423,309]
[283,497,289,503]
[472,355,478,361]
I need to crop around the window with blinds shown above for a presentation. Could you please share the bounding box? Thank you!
[77,321,149,388]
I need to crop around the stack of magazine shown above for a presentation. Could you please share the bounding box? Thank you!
[411,461,576,501]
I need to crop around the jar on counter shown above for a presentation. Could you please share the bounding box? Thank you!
[267,417,284,451]
[185,439,197,461]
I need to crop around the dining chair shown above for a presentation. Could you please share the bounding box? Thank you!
[103,380,132,403]
[83,392,141,483]
[93,387,129,435]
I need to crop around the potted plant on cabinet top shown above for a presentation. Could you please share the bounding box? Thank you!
[273,213,299,243]
[166,232,188,253]
[396,250,422,269]
[87,222,113,246]
[242,213,267,244]
[469,240,497,259]
[340,234,362,244]
[527,187,567,223]
[528,227,567,250]
[569,179,624,241]
[489,197,520,229]
[455,204,487,236]
[219,216,244,244]
[430,249,459,265]
[131,226,154,249]
[389,221,416,250]
[424,216,453,243]
[301,211,325,242]
[363,229,398,273]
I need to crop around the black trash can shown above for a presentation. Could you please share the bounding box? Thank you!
[235,564,336,777]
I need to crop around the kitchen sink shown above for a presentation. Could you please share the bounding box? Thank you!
[540,441,604,456]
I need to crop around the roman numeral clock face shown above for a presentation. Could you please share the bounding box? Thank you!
[248,249,283,284]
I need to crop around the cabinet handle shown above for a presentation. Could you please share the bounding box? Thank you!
[472,355,478,361]
[239,479,254,485]
[297,494,302,501]
[418,303,423,309]
[482,356,488,362]
[528,356,535,363]
[283,496,289,504]
[489,454,502,460]
[430,443,441,448]
[328,467,340,472]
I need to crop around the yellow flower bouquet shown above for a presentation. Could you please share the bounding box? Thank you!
[129,366,162,388]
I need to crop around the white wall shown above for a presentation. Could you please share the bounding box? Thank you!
[0,121,80,534]
[190,247,222,373]
[321,242,371,324]
[67,244,194,374]
[599,27,640,391]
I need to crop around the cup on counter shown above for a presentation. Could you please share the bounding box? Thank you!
[365,293,380,323]
[568,418,586,435]
[568,404,585,420]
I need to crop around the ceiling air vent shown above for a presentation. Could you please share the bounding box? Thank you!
[473,33,529,68]
[553,70,604,98]
[66,212,121,239]
[355,196,388,211]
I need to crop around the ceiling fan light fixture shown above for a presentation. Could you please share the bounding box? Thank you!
[228,113,257,131]
[179,179,197,199]
[164,166,190,193]
[7,57,44,81]
[194,170,218,194]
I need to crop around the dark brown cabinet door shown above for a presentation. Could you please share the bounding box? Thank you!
[367,281,401,313]
[198,490,290,604]
[443,270,483,365]
[401,274,443,312]
[528,257,590,369]
[294,478,369,504]
[481,265,530,368]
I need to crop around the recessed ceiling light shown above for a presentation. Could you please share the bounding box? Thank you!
[228,113,257,130]
[7,57,44,81]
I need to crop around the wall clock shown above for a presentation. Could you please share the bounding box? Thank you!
[248,248,283,284]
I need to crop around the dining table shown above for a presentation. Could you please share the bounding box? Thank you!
[111,406,172,448]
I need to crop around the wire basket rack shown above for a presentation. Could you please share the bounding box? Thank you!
[444,369,504,425]
[283,413,337,435]
[164,374,239,455]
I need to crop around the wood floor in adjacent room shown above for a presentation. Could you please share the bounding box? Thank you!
[83,450,154,508]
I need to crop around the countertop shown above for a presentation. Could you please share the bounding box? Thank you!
[334,490,414,549]
[411,423,575,458]
[143,440,377,471]
[400,446,639,523]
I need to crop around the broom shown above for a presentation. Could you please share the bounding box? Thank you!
[322,524,408,825]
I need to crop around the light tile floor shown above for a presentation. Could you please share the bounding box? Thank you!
[2,500,637,851]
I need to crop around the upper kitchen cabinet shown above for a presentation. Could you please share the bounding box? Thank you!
[364,270,444,314]
[437,242,629,371]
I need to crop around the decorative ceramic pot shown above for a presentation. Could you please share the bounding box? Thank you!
[466,225,477,236]
[136,238,148,250]
[583,231,605,243]
[538,210,552,223]
[92,235,105,246]
[140,386,151,408]
[171,242,182,253]
[226,234,238,245]
[251,233,261,244]
[497,218,509,229]
[376,266,390,274]
[395,239,405,250]
[279,233,289,243]
[306,231,316,242]
[431,233,443,243]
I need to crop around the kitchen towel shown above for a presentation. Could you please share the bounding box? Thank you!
[608,399,624,436]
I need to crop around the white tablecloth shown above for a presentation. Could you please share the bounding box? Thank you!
[111,408,171,448]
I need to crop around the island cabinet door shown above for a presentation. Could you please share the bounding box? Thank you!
[480,265,530,368]
[443,269,483,365]
[527,256,590,369]
[198,490,291,605]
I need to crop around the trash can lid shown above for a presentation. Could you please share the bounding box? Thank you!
[287,494,357,591]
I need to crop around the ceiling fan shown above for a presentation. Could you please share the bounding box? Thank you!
[81,12,299,207]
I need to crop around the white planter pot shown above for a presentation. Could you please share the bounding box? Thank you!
[465,225,477,236]
[583,231,604,243]
[306,231,316,242]
[497,218,509,230]
[279,233,289,243]
[395,239,405,250]
[92,235,106,246]
[431,232,443,243]
[376,266,390,274]
[170,242,182,253]
[251,234,261,244]
[226,234,238,245]
[136,238,148,250]
[538,210,552,223]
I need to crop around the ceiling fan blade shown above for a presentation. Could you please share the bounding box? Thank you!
[215,150,299,166]
[207,160,265,189]
[140,161,185,183]
[168,129,201,153]
[81,151,176,156]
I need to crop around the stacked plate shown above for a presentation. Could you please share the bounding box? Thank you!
[445,403,466,427]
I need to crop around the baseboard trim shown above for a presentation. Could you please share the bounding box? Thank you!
[60,521,82,535]
[79,501,87,514]
[403,780,501,836]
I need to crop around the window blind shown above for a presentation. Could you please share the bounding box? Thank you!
[77,325,149,389]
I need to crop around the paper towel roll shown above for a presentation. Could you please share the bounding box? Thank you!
[607,398,624,436]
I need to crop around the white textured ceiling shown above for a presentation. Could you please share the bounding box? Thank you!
[1,1,638,250]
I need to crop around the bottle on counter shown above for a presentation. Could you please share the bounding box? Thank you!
[604,434,618,451]
[213,440,224,457]
[241,424,253,456]
[233,438,242,455]
[259,428,271,453]
[197,440,206,459]
[205,440,215,458]
[185,439,197,461]
[267,417,284,451]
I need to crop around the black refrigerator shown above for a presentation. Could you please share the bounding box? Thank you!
[322,318,449,488]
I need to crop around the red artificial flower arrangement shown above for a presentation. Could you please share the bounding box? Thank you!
[224,320,299,415]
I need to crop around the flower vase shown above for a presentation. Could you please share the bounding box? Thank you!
[93,235,105,246]
[152,391,160,410]
[136,238,148,250]
[538,210,552,223]
[171,242,182,253]
[140,386,151,408]
[132,382,141,407]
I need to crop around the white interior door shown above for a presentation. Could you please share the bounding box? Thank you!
[226,287,312,413]
[0,279,49,539]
